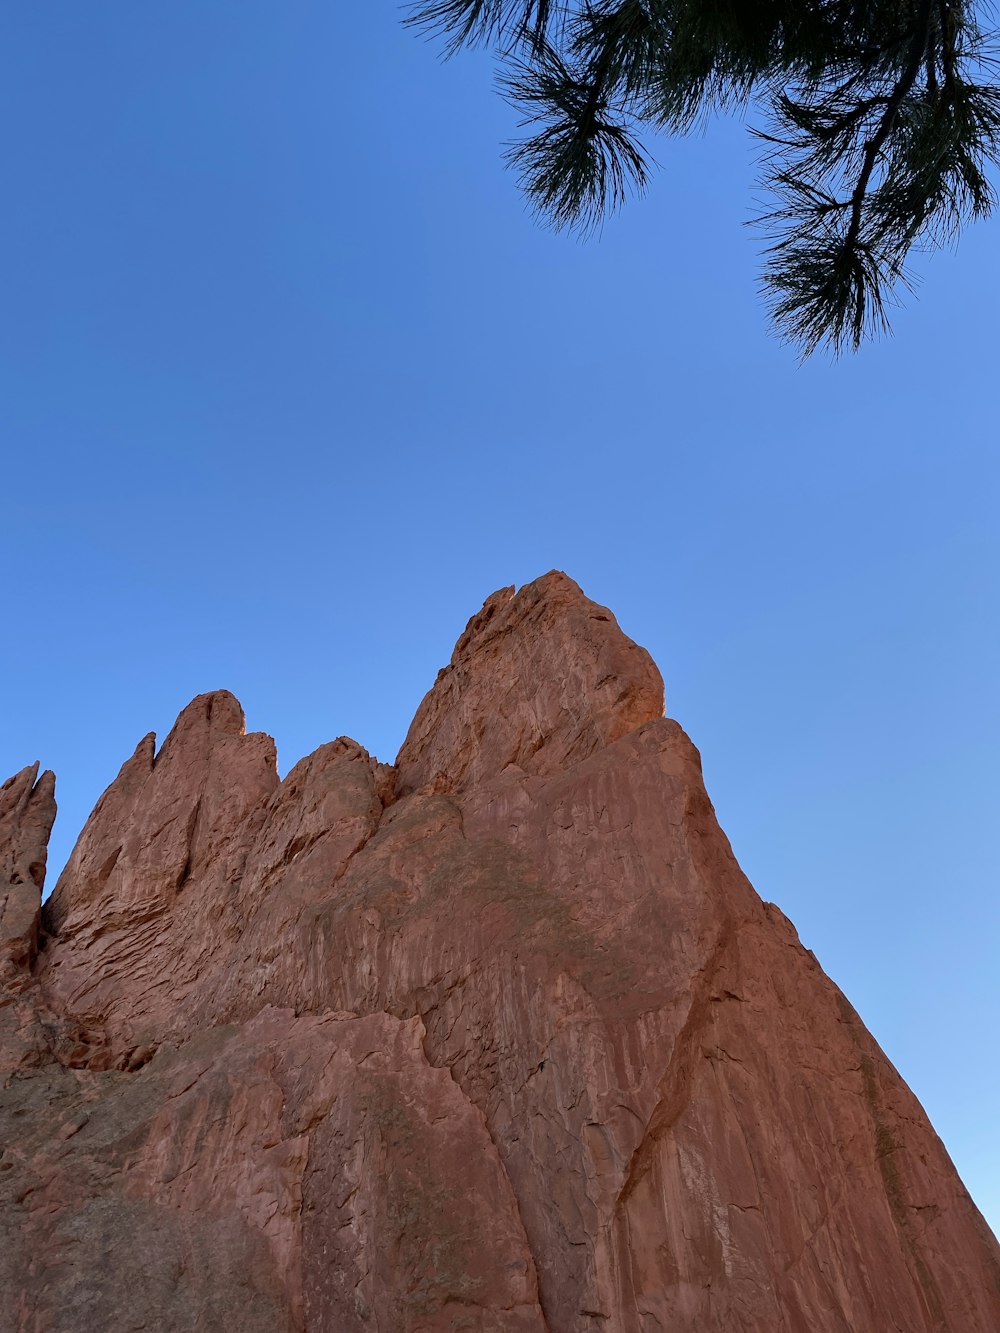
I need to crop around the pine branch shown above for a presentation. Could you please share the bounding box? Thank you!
[410,0,1000,353]
[502,38,651,231]
[843,0,936,253]
[405,0,559,54]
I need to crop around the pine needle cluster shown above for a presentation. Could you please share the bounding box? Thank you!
[407,0,1000,353]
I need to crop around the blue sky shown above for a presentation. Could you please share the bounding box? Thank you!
[2,3,998,1232]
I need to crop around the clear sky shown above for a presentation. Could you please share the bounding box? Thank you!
[2,3,997,1234]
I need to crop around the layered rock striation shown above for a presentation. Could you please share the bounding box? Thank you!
[2,572,998,1332]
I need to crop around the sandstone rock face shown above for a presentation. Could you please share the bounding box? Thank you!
[0,762,55,989]
[2,571,998,1332]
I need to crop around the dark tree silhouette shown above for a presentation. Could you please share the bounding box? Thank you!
[409,1,1000,353]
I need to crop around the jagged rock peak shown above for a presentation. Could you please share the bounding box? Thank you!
[44,689,279,936]
[159,688,254,748]
[0,762,56,985]
[395,570,665,795]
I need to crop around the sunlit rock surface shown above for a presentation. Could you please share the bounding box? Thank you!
[3,572,998,1331]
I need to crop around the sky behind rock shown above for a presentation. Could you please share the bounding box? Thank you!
[2,2,998,1233]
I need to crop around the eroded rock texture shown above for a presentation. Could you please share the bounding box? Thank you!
[2,571,998,1332]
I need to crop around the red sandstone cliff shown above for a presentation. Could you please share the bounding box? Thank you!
[2,572,997,1332]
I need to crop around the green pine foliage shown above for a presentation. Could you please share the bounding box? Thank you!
[408,0,1000,354]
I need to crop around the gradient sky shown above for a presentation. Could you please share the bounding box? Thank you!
[2,3,998,1233]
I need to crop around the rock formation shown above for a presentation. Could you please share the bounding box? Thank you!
[2,571,997,1332]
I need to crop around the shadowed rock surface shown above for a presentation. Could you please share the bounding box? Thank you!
[2,572,998,1332]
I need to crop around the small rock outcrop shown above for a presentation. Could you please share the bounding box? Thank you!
[1,763,55,988]
[1,572,997,1332]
